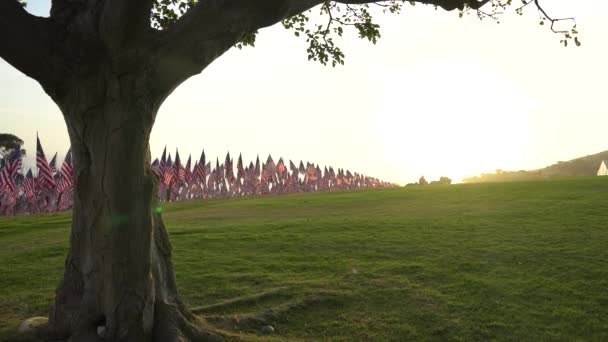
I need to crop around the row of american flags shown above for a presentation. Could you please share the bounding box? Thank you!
[0,136,395,216]
[152,147,395,202]
[0,135,73,216]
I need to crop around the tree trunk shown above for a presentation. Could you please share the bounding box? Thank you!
[47,73,221,342]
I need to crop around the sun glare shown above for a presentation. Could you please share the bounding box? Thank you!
[370,55,534,183]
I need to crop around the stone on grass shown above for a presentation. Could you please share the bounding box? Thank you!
[18,317,48,334]
[261,325,275,334]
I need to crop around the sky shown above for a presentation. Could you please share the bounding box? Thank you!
[1,0,607,184]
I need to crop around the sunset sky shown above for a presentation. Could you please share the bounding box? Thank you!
[1,0,607,184]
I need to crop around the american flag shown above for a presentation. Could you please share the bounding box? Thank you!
[215,158,224,183]
[225,152,235,183]
[199,150,206,169]
[265,155,276,181]
[277,158,287,175]
[290,160,297,173]
[204,161,211,177]
[306,163,316,182]
[2,185,19,207]
[22,168,36,198]
[298,161,305,175]
[162,153,174,186]
[329,167,336,180]
[162,169,173,187]
[236,153,244,181]
[261,162,270,182]
[266,155,276,170]
[0,149,22,192]
[49,152,58,175]
[184,154,192,184]
[193,150,206,184]
[174,149,185,184]
[57,149,73,193]
[36,135,56,189]
[159,146,167,173]
[192,160,199,182]
[193,160,205,184]
[58,189,72,210]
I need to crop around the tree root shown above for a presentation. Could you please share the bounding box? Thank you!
[203,290,341,332]
[191,287,288,315]
[11,289,341,341]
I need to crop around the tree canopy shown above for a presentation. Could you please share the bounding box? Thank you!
[0,133,24,160]
[150,0,580,66]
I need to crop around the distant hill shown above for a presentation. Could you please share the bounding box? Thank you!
[463,150,608,183]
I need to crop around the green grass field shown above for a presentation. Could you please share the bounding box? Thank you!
[1,178,607,341]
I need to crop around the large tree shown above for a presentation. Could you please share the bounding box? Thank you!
[0,0,575,341]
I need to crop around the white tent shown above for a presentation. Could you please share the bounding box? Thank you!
[597,160,608,176]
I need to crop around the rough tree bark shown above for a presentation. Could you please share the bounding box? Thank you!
[0,0,490,340]
[48,76,224,341]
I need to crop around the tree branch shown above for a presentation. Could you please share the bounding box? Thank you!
[150,0,490,97]
[0,0,54,85]
[334,0,490,11]
[151,0,319,98]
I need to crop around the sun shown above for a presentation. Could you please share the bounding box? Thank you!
[369,55,534,183]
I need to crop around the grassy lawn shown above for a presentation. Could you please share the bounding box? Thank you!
[1,177,607,341]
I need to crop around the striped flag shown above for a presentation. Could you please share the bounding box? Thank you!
[193,160,205,184]
[265,155,276,183]
[162,169,173,187]
[306,164,317,182]
[262,163,270,182]
[57,148,73,193]
[225,152,235,183]
[49,152,58,175]
[192,160,199,182]
[204,161,211,177]
[36,136,55,188]
[159,146,167,173]
[0,149,22,191]
[266,155,276,172]
[184,154,192,184]
[215,158,223,183]
[22,169,36,198]
[277,158,287,175]
[174,149,185,183]
[58,188,73,210]
[236,153,244,181]
[162,153,174,186]
[199,150,206,169]
[192,150,206,184]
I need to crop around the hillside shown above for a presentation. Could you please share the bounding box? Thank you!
[1,178,607,341]
[463,150,608,183]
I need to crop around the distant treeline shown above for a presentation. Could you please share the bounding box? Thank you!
[405,176,452,187]
[463,150,608,183]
